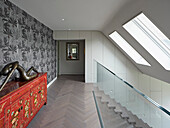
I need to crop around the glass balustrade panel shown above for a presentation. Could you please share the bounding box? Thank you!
[95,61,170,128]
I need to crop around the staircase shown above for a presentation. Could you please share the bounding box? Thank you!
[94,87,151,128]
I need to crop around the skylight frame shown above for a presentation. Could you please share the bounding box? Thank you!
[123,12,170,70]
[134,13,170,57]
[109,31,151,66]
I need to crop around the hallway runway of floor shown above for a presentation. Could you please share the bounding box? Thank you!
[27,75,100,128]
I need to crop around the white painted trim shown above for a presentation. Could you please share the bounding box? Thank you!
[47,77,57,88]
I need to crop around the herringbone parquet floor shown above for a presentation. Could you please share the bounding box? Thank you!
[27,75,100,128]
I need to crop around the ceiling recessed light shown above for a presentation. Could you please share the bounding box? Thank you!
[68,29,71,30]
[62,19,65,21]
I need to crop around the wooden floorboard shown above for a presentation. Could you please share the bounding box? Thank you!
[27,75,100,128]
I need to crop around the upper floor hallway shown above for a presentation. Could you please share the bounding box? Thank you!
[0,0,170,127]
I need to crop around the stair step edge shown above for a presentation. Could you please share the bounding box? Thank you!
[114,109,122,113]
[121,113,129,119]
[127,118,136,124]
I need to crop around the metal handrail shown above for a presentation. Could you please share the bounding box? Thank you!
[92,91,104,128]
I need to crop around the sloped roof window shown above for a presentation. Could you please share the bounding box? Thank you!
[123,13,170,70]
[109,31,151,66]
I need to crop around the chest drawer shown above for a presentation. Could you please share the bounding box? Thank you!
[10,86,30,103]
[0,117,4,128]
[9,99,22,128]
[5,105,11,121]
[0,98,10,119]
[29,79,39,89]
[39,76,47,96]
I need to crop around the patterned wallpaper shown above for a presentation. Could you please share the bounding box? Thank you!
[0,0,57,84]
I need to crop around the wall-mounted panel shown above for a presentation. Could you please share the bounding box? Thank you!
[56,30,67,40]
[68,31,80,40]
[103,37,115,72]
[79,31,92,82]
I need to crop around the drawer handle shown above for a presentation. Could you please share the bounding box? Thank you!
[7,109,10,114]
[0,102,6,113]
[30,112,33,116]
[19,99,23,105]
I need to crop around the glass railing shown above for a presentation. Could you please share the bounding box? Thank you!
[95,60,170,128]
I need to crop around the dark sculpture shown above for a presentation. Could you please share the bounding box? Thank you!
[0,61,39,91]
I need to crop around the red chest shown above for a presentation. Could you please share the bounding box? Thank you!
[0,73,47,128]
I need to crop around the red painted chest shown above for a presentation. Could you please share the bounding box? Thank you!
[0,73,47,128]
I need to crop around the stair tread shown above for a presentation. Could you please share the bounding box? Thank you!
[107,101,117,108]
[121,113,129,118]
[95,86,151,128]
[114,107,122,113]
[133,116,151,128]
[112,120,129,128]
[101,95,110,102]
[95,91,103,97]
[118,106,136,123]
[126,125,135,128]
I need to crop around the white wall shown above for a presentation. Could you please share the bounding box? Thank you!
[102,0,170,84]
[58,40,85,75]
[53,30,170,115]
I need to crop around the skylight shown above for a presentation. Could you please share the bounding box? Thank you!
[123,13,170,70]
[109,31,151,66]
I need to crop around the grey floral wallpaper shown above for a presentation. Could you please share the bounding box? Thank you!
[0,0,57,84]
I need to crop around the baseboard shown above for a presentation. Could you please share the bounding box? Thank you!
[47,77,57,88]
